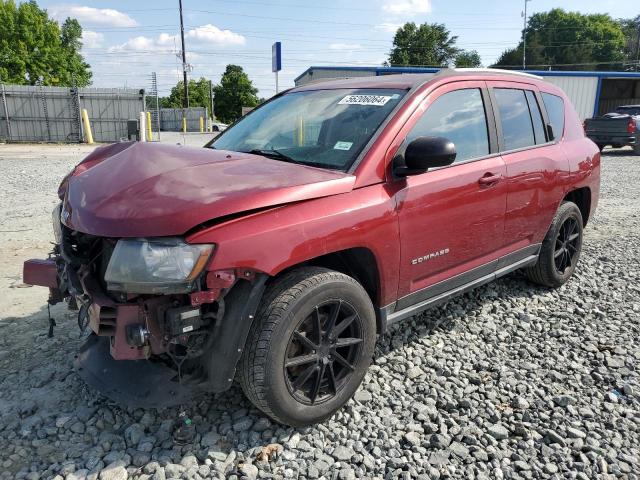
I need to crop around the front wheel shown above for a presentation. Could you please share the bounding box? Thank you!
[238,267,376,427]
[525,201,583,288]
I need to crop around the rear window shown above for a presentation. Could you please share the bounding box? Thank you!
[494,88,536,151]
[541,93,565,140]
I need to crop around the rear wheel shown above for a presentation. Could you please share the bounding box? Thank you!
[525,201,583,288]
[239,267,376,426]
[633,143,640,155]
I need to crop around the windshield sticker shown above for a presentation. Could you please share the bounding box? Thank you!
[334,141,353,151]
[339,94,393,106]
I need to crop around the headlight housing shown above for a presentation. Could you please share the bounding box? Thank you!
[105,238,214,294]
[52,204,63,244]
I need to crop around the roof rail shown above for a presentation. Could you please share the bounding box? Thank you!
[437,68,543,80]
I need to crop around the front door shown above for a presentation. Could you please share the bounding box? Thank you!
[394,82,508,310]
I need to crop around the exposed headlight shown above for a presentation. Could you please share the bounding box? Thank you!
[52,204,63,244]
[105,238,214,294]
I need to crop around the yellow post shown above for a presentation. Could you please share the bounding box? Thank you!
[81,108,94,145]
[182,117,187,133]
[199,116,204,133]
[296,116,305,146]
[146,111,152,141]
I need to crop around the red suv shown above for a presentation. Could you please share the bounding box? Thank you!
[24,69,600,426]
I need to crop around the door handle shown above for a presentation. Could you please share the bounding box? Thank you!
[478,172,501,187]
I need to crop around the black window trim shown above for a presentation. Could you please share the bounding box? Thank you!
[394,83,500,175]
[488,86,557,156]
[524,89,548,145]
[539,91,566,143]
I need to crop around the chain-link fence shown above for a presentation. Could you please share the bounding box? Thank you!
[0,84,145,143]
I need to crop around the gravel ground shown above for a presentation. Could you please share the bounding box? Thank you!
[0,144,638,480]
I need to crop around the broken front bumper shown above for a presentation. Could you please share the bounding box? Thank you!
[23,258,58,288]
[23,249,269,406]
[75,335,204,408]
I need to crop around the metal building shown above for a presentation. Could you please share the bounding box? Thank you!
[294,67,640,120]
[0,84,145,143]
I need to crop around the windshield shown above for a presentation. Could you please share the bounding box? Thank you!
[210,88,407,170]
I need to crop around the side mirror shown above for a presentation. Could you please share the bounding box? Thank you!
[396,136,456,176]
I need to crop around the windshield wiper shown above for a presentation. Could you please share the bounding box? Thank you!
[246,148,297,164]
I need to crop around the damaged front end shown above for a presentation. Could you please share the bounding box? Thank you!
[23,204,266,407]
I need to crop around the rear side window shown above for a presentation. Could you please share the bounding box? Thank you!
[541,93,565,139]
[525,91,547,144]
[407,88,489,163]
[494,88,535,151]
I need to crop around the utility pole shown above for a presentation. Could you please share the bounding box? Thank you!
[522,0,531,70]
[209,79,214,122]
[178,0,189,108]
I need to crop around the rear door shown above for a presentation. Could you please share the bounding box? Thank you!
[488,82,568,255]
[394,81,508,307]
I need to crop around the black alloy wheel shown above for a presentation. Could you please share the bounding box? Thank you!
[554,216,581,275]
[284,300,363,405]
[525,201,583,288]
[238,267,376,427]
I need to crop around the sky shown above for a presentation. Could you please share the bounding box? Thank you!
[36,0,639,98]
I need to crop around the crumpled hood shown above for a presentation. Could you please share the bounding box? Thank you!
[60,142,355,237]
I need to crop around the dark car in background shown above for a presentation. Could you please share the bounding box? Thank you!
[584,105,640,154]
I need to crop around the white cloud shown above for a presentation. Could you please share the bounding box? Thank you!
[329,43,363,50]
[110,36,156,52]
[375,22,403,33]
[382,0,431,16]
[110,25,245,53]
[50,5,138,27]
[157,33,178,47]
[81,30,104,48]
[185,24,246,46]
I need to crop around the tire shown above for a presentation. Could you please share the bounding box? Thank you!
[633,143,640,155]
[525,201,583,288]
[238,267,376,427]
[596,143,605,152]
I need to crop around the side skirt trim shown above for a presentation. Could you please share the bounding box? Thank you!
[382,244,540,329]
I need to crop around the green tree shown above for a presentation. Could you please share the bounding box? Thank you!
[619,15,640,70]
[213,65,259,124]
[162,77,213,114]
[493,9,625,71]
[0,0,91,86]
[387,22,459,67]
[455,50,482,68]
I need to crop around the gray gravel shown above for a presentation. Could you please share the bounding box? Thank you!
[0,146,639,479]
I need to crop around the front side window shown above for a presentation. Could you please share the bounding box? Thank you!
[494,88,536,151]
[541,92,565,140]
[210,88,406,171]
[407,88,489,163]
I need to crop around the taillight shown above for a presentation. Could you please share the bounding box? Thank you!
[628,119,636,134]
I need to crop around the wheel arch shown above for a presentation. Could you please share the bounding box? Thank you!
[271,247,385,333]
[563,186,591,226]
